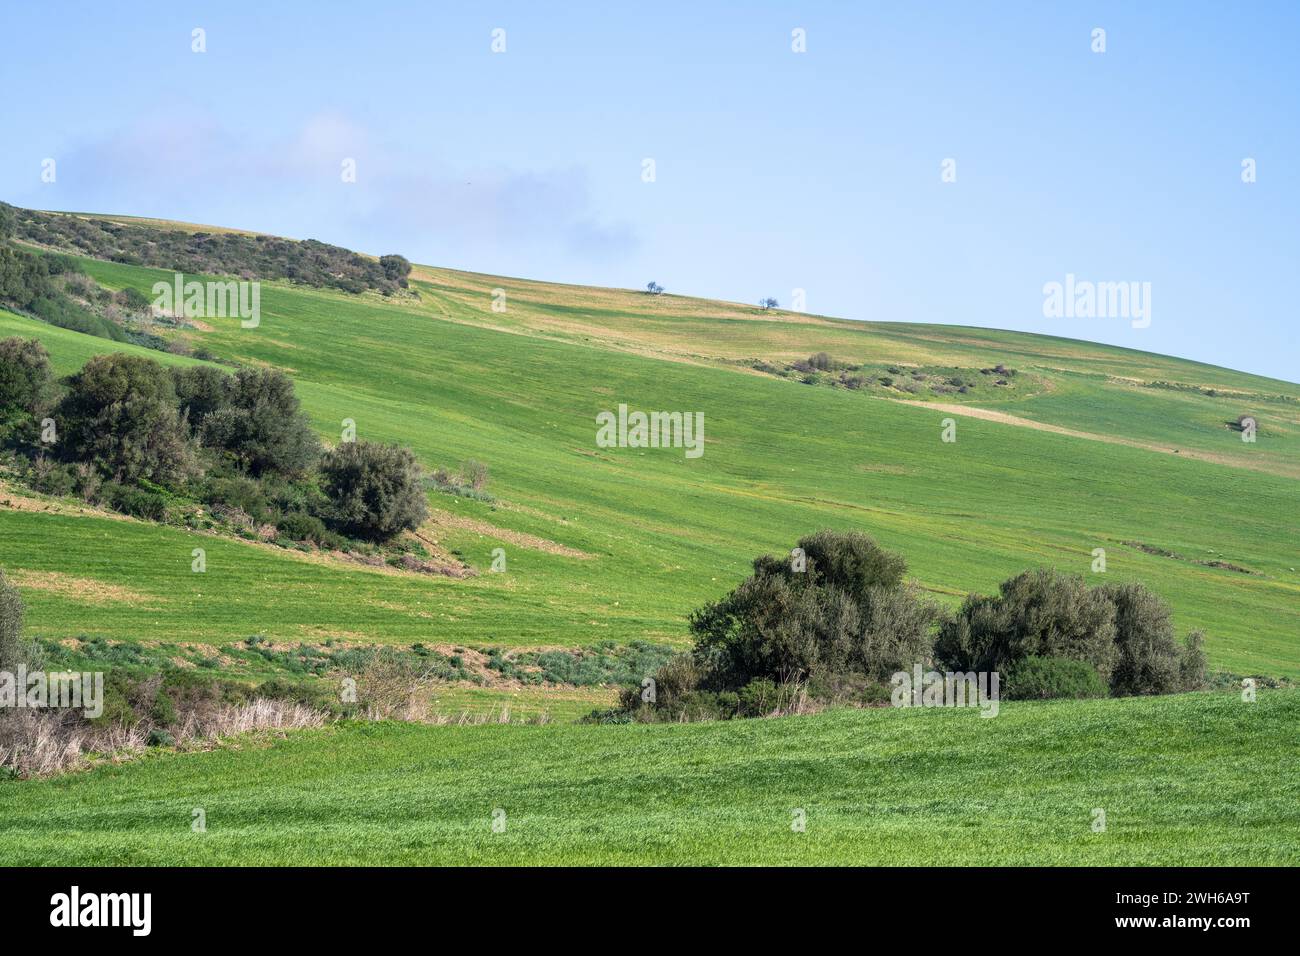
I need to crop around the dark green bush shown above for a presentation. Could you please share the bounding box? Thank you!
[936,569,1117,681]
[0,337,53,421]
[276,511,331,545]
[1180,630,1207,691]
[1003,656,1108,700]
[200,367,319,478]
[938,571,1212,698]
[149,688,179,725]
[25,457,77,496]
[116,286,152,312]
[688,530,937,688]
[319,440,428,542]
[56,353,192,484]
[379,254,412,287]
[105,482,168,521]
[171,365,231,432]
[200,473,269,523]
[1099,581,1181,696]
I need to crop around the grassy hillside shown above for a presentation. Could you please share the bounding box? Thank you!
[1,690,1295,865]
[1,248,1296,674]
[2,213,1297,867]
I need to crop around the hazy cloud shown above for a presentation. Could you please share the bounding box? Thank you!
[29,111,637,264]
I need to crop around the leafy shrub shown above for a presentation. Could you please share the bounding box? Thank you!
[0,337,52,421]
[379,254,412,287]
[688,530,935,689]
[320,440,429,542]
[620,531,941,723]
[116,286,152,312]
[938,571,1211,697]
[276,511,332,546]
[201,474,270,523]
[936,569,1117,681]
[30,293,127,342]
[1002,656,1108,700]
[1099,581,1182,696]
[1180,630,1207,691]
[200,367,319,477]
[25,457,77,496]
[171,365,231,432]
[105,482,168,521]
[149,688,179,725]
[55,353,193,484]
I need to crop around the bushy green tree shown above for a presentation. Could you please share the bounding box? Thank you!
[935,569,1117,681]
[379,254,412,287]
[200,367,319,477]
[688,530,940,687]
[1098,581,1182,696]
[55,353,192,484]
[319,440,428,541]
[171,365,231,433]
[0,337,53,421]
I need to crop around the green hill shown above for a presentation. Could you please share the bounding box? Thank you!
[1,229,1296,674]
[1,212,1296,865]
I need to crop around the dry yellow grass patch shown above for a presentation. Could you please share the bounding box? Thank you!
[7,569,163,606]
[421,510,592,559]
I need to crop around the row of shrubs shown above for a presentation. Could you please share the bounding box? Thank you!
[1,337,429,544]
[774,353,1020,396]
[0,240,133,345]
[1,202,413,296]
[599,530,1208,723]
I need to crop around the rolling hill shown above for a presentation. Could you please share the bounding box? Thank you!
[0,211,1296,864]
[1,222,1296,673]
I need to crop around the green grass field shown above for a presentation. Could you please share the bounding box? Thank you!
[2,257,1296,672]
[1,690,1295,865]
[1,222,1297,865]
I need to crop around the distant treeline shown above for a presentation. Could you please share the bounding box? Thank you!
[1,202,412,296]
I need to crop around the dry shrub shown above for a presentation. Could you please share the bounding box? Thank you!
[178,699,324,742]
[1,699,323,779]
[354,649,439,721]
[0,710,146,778]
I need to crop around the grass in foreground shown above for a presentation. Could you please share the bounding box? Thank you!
[1,689,1295,865]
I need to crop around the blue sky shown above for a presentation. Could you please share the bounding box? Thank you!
[2,1,1296,381]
